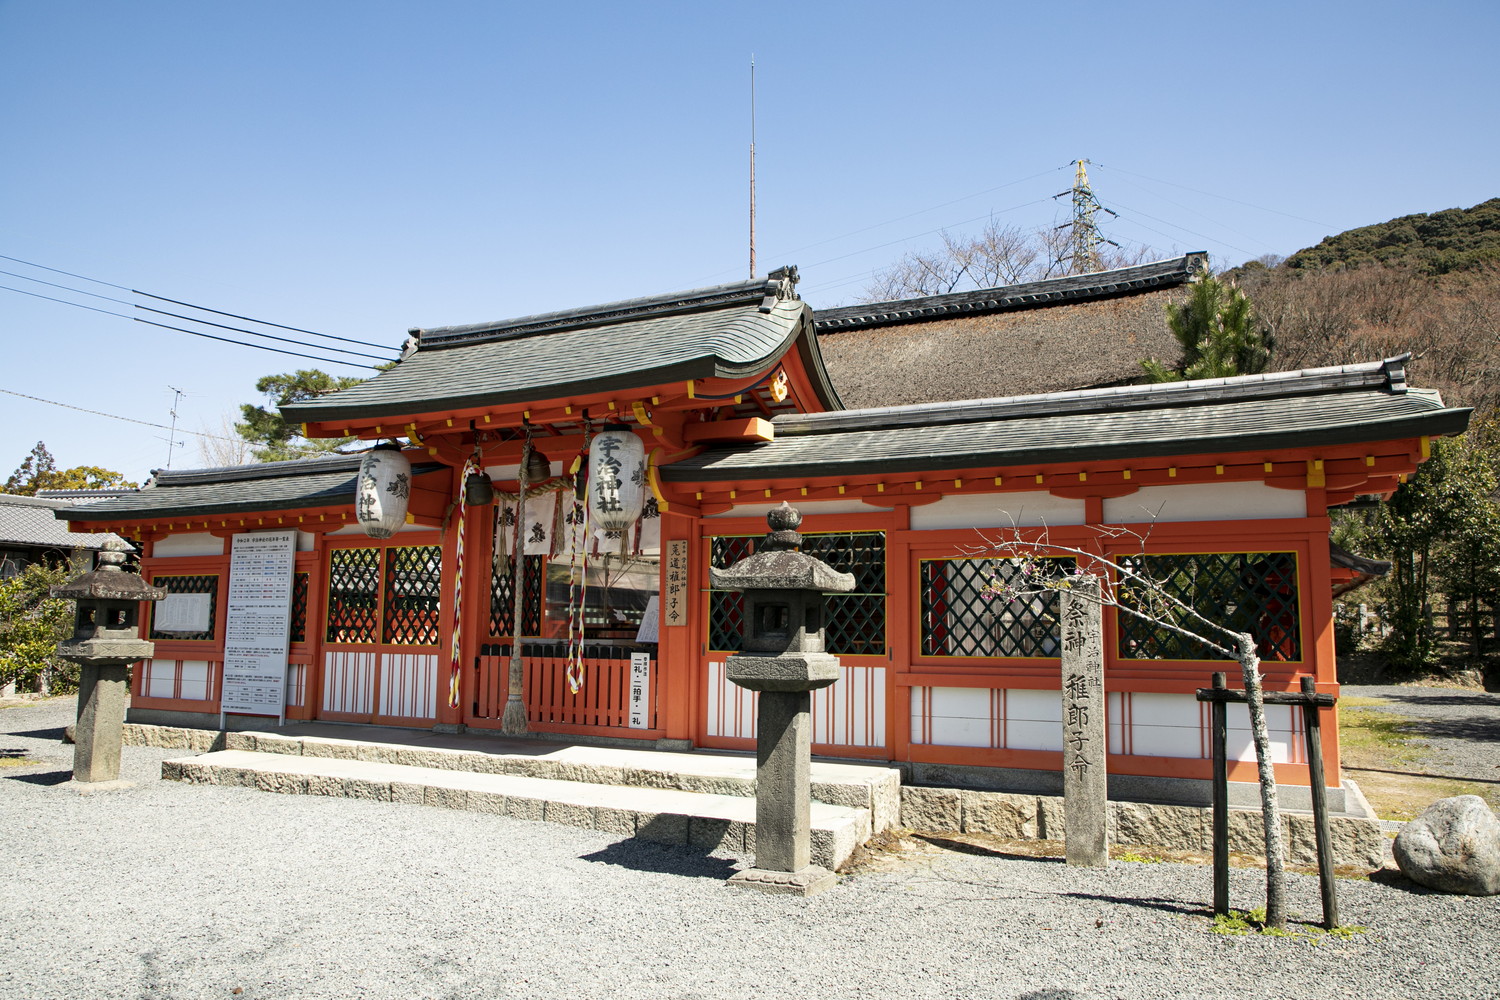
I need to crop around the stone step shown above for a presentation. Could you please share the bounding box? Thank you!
[163,750,873,871]
[199,729,901,833]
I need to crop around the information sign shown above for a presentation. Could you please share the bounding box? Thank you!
[221,530,297,720]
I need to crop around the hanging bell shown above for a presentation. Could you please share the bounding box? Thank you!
[524,447,551,485]
[465,469,495,507]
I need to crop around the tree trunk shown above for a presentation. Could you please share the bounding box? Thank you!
[1238,632,1286,930]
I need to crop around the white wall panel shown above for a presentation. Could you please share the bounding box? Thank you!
[1103,483,1305,524]
[152,533,224,557]
[910,491,1085,530]
[178,660,210,701]
[708,500,879,519]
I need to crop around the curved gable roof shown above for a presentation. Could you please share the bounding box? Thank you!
[284,271,838,426]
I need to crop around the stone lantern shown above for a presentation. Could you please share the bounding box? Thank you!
[51,538,166,784]
[711,502,853,896]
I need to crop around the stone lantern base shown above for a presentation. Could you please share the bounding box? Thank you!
[729,864,838,896]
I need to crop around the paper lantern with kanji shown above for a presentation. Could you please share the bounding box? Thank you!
[586,424,646,533]
[356,443,411,539]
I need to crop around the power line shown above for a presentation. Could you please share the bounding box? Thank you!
[1090,163,1337,230]
[799,197,1056,271]
[0,267,393,361]
[0,283,381,370]
[133,303,393,361]
[684,163,1073,287]
[1104,199,1260,262]
[0,252,390,349]
[0,388,243,442]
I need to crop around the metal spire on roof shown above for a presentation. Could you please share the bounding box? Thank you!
[749,55,757,280]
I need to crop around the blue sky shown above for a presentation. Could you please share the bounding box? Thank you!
[2,0,1495,485]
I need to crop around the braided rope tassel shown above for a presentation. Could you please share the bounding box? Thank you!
[447,455,476,710]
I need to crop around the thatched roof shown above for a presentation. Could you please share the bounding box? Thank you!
[814,254,1206,408]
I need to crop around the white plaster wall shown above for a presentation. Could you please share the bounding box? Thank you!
[151,533,224,558]
[709,500,879,519]
[913,686,1063,751]
[1103,482,1305,524]
[910,491,1086,531]
[1005,688,1063,751]
[327,521,432,536]
[1122,692,1204,759]
[296,530,316,552]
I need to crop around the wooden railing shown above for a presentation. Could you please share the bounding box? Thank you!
[472,642,655,732]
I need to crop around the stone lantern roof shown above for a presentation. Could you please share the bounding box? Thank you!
[708,503,854,594]
[51,539,166,604]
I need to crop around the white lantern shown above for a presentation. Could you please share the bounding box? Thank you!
[356,443,412,539]
[587,424,646,533]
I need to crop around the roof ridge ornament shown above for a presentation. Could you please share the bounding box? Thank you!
[759,265,800,313]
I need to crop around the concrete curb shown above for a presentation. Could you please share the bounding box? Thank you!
[163,750,871,870]
[116,722,900,833]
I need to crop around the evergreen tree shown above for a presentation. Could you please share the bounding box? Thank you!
[4,442,135,495]
[236,369,364,462]
[1141,276,1271,382]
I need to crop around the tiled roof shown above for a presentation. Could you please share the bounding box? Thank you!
[661,357,1471,481]
[0,494,126,549]
[813,254,1208,333]
[282,271,837,424]
[60,454,445,523]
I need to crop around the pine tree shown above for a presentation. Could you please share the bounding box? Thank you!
[1142,276,1271,382]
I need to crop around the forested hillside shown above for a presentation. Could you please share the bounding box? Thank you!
[1284,198,1500,275]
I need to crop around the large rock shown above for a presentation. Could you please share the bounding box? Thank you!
[1394,795,1500,895]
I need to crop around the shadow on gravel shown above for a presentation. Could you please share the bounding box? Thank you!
[1345,765,1500,785]
[1375,692,1500,710]
[3,769,72,786]
[1016,991,1084,1000]
[580,840,739,880]
[10,727,68,741]
[913,834,1065,864]
[1368,867,1447,895]
[1058,891,1205,918]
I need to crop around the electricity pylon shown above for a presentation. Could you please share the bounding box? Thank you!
[1054,159,1120,274]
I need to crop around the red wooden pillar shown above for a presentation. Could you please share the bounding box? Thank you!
[657,508,698,741]
[886,505,913,763]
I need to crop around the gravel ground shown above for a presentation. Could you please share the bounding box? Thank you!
[1341,684,1500,782]
[4,698,1498,1000]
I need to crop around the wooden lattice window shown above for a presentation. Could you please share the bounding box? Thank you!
[920,557,1074,658]
[325,547,380,644]
[382,545,442,646]
[489,555,544,638]
[708,531,886,656]
[289,571,310,644]
[1116,552,1301,662]
[149,574,218,642]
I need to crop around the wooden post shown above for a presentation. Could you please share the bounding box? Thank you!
[1300,676,1339,929]
[1210,671,1229,917]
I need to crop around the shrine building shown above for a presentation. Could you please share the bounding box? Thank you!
[59,261,1471,810]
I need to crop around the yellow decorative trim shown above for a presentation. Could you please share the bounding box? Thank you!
[1420,435,1431,459]
[645,447,670,512]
